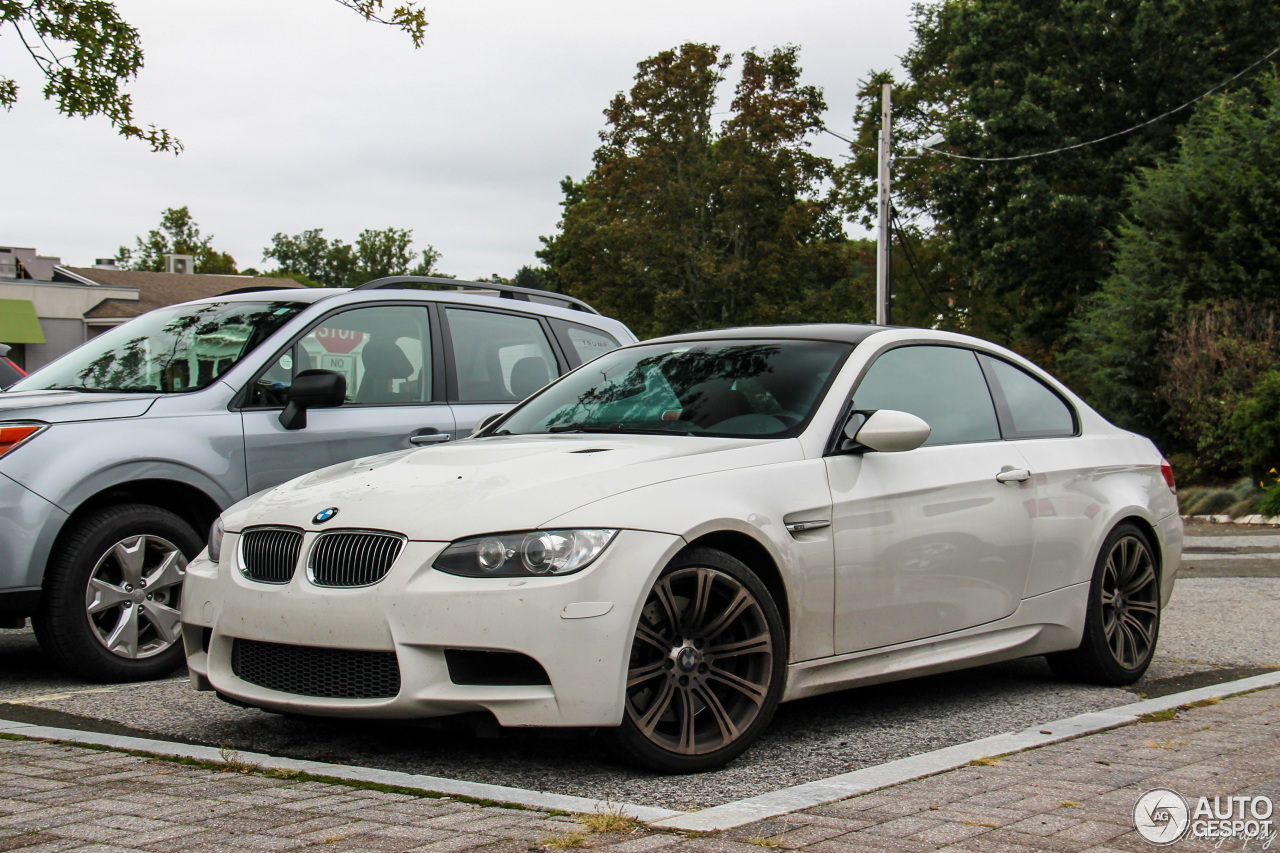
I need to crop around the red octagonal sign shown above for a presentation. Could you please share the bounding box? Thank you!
[315,327,364,354]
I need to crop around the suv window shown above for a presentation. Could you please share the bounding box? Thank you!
[248,305,432,407]
[445,308,558,402]
[979,354,1076,438]
[549,319,620,366]
[852,345,1001,446]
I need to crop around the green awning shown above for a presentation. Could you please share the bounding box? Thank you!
[0,299,46,344]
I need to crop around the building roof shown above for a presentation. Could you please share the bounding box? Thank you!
[65,268,304,320]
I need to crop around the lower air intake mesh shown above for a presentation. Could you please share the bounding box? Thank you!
[231,639,400,699]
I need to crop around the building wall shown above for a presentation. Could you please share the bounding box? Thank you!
[25,318,86,372]
[0,281,137,320]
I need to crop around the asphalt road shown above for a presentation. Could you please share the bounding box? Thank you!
[1,521,1276,810]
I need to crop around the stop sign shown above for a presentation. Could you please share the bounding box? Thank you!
[314,327,364,354]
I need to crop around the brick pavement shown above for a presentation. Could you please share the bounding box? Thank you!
[1,686,1277,853]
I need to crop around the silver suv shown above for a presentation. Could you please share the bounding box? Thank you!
[0,277,634,682]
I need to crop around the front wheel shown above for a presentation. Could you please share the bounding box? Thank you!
[34,504,201,683]
[616,548,786,773]
[1048,522,1161,685]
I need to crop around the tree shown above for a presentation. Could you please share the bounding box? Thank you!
[1,0,428,153]
[263,226,443,287]
[1073,73,1280,465]
[844,0,1280,362]
[115,206,237,274]
[541,43,852,339]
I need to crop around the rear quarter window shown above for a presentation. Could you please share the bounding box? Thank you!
[550,319,620,367]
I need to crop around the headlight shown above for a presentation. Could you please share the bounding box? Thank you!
[433,529,618,578]
[0,422,48,459]
[208,516,226,564]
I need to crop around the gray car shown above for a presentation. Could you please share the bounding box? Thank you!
[0,277,634,682]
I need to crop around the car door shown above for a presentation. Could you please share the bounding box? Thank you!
[440,306,569,435]
[975,352,1093,598]
[826,344,1037,654]
[240,302,455,493]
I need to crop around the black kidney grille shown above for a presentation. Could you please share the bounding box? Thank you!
[239,527,304,583]
[308,530,405,587]
[231,639,400,699]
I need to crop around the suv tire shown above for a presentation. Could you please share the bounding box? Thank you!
[35,504,201,683]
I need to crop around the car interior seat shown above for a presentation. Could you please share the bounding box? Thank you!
[509,356,552,399]
[356,338,414,405]
[680,378,752,428]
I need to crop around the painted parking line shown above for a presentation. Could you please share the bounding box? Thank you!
[1181,551,1280,561]
[3,670,1279,830]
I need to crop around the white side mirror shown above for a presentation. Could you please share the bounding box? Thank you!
[846,409,931,453]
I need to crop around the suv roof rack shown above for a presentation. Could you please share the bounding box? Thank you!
[354,276,599,315]
[216,284,303,296]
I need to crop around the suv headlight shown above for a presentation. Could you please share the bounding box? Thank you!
[0,422,48,459]
[434,529,618,578]
[208,516,226,564]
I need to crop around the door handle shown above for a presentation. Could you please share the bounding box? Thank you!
[410,432,451,446]
[995,468,1031,483]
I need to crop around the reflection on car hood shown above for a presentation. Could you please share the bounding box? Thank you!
[0,390,158,423]
[229,434,802,540]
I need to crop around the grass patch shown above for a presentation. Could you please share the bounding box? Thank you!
[543,832,589,849]
[746,835,784,847]
[1138,709,1179,723]
[577,802,639,834]
[1186,697,1222,709]
[968,756,1001,766]
[1059,801,1079,808]
[218,742,259,774]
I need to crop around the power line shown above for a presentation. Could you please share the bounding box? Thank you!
[930,43,1280,163]
[890,208,946,318]
[820,126,872,152]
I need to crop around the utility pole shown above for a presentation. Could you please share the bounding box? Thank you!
[875,83,892,326]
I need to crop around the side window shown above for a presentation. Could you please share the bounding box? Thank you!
[445,308,559,401]
[979,355,1076,438]
[550,319,620,367]
[247,305,432,407]
[852,346,1001,446]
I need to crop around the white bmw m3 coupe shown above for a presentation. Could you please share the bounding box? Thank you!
[182,324,1182,772]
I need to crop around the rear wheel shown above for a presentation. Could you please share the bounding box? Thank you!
[1048,522,1161,685]
[34,504,200,682]
[616,548,786,773]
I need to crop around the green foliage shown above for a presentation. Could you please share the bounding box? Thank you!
[1,1,426,152]
[115,206,237,274]
[1232,370,1280,485]
[1258,466,1280,517]
[848,0,1280,361]
[1074,74,1280,458]
[541,43,855,338]
[263,227,443,288]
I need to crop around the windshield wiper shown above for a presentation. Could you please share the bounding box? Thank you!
[547,423,694,436]
[44,385,159,393]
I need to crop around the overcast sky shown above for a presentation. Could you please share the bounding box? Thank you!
[1,0,918,279]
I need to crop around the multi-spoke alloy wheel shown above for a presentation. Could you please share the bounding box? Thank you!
[1099,533,1159,670]
[34,504,202,682]
[85,534,186,660]
[1048,523,1161,686]
[618,548,785,773]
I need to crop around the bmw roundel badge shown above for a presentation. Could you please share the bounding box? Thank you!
[313,507,340,525]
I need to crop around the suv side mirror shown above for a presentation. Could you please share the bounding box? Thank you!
[280,369,347,431]
[840,409,931,453]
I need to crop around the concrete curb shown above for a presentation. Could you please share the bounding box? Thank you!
[0,718,681,823]
[1183,514,1280,524]
[648,670,1280,832]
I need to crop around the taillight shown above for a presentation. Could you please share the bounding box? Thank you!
[1159,457,1177,495]
[0,423,47,457]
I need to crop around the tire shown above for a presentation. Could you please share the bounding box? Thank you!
[616,547,787,773]
[1047,522,1161,685]
[34,504,201,683]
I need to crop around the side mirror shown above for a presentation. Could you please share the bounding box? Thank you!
[279,369,347,431]
[471,410,508,436]
[841,409,931,453]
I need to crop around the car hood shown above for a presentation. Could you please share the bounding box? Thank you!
[0,390,159,423]
[228,433,804,540]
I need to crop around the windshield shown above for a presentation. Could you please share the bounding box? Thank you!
[13,300,305,394]
[497,339,851,438]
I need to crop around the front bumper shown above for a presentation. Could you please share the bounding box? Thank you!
[182,528,683,727]
[0,472,69,608]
